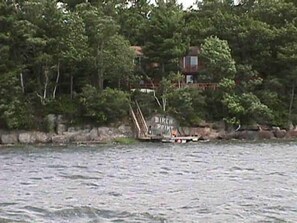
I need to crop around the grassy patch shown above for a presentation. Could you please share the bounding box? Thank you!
[113,137,138,145]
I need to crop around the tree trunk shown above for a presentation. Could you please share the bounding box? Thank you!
[97,42,104,90]
[161,62,165,74]
[20,72,25,93]
[53,61,60,99]
[43,65,49,99]
[118,79,121,89]
[70,74,73,99]
[162,96,166,112]
[288,82,295,125]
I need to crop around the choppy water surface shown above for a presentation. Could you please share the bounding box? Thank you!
[0,141,297,222]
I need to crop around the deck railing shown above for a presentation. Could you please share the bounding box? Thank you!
[181,83,218,90]
[131,82,218,91]
[182,65,199,73]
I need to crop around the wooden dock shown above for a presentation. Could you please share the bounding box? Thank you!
[130,101,201,143]
[138,135,200,143]
[161,136,199,143]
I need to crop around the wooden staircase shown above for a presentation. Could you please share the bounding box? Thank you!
[130,101,149,139]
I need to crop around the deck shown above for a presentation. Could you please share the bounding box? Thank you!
[138,135,200,143]
[130,82,218,91]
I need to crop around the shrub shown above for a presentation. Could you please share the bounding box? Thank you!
[80,85,130,125]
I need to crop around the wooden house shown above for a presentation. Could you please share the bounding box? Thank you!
[131,46,217,90]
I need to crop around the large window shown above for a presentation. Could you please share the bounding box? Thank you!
[183,56,198,72]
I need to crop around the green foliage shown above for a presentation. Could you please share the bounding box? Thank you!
[201,36,236,81]
[201,36,273,125]
[77,2,134,90]
[0,71,33,129]
[131,91,159,117]
[167,88,206,126]
[102,35,135,85]
[117,0,151,45]
[2,0,297,130]
[45,96,80,120]
[143,0,188,76]
[80,85,130,125]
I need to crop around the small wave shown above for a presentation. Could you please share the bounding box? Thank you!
[181,205,210,214]
[268,172,286,176]
[264,215,288,222]
[29,177,43,180]
[83,182,99,187]
[2,206,166,223]
[160,167,171,171]
[0,217,28,223]
[47,164,68,169]
[229,166,256,172]
[61,175,101,180]
[73,165,88,169]
[23,206,48,215]
[107,192,122,197]
[46,206,167,223]
[19,182,31,185]
[0,202,17,207]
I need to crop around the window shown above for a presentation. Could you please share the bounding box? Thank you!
[183,56,198,71]
[190,56,198,66]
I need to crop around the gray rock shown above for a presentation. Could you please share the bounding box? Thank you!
[19,132,37,144]
[97,127,124,141]
[46,114,56,133]
[67,127,76,132]
[57,124,66,135]
[72,134,91,142]
[98,127,113,137]
[83,125,92,132]
[56,115,65,124]
[273,129,286,138]
[234,130,259,140]
[118,125,133,136]
[258,130,274,140]
[1,133,18,144]
[89,128,99,141]
[63,132,79,142]
[35,132,52,143]
[52,135,70,144]
[82,128,91,134]
[286,130,297,138]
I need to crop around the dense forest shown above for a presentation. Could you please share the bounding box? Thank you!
[1,0,297,130]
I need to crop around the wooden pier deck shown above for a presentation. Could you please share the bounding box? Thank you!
[138,135,200,143]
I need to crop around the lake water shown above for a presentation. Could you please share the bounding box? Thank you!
[0,141,297,222]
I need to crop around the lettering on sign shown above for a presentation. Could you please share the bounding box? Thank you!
[148,115,178,136]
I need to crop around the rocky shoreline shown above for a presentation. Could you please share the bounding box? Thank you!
[0,124,134,145]
[1,124,297,145]
[180,125,297,141]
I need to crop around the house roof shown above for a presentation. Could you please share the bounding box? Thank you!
[187,46,200,56]
[131,46,200,57]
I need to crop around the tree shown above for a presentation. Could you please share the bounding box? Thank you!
[101,35,135,87]
[201,36,272,125]
[277,23,297,126]
[200,36,236,81]
[143,0,188,77]
[0,1,32,129]
[80,85,130,124]
[117,0,152,45]
[77,3,133,90]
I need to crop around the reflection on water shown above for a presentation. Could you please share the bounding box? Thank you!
[0,142,297,222]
